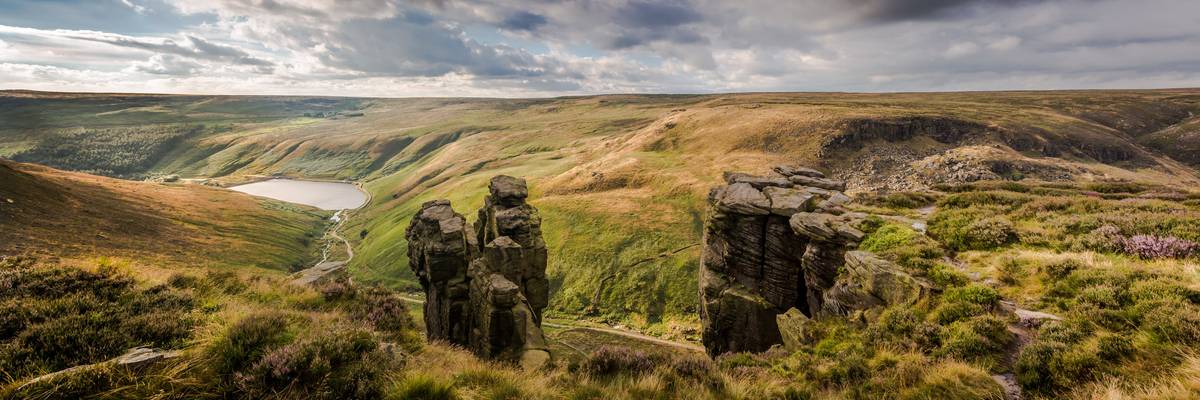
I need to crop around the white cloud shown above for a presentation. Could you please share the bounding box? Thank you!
[989,36,1022,51]
[1,0,1199,96]
[944,42,980,58]
[119,0,149,15]
[128,54,202,75]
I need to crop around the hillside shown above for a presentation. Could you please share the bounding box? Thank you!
[4,89,1200,332]
[0,159,327,272]
[3,90,1200,399]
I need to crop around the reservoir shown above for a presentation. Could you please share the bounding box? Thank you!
[229,179,368,210]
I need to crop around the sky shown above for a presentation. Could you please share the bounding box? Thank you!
[0,0,1198,97]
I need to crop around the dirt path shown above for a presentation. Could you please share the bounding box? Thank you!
[294,182,368,285]
[320,210,354,263]
[394,294,703,353]
[545,324,704,353]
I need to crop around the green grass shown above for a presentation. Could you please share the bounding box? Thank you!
[5,90,1200,398]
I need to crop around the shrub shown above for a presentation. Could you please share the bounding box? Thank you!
[668,355,717,381]
[1095,333,1133,360]
[857,215,887,234]
[943,285,1001,307]
[927,263,969,288]
[234,328,390,399]
[859,192,939,209]
[1086,182,1146,194]
[205,271,248,295]
[1119,235,1198,259]
[937,315,1012,363]
[390,374,458,400]
[995,257,1023,285]
[929,211,1018,251]
[869,308,942,351]
[356,291,415,337]
[0,262,195,380]
[319,279,359,301]
[930,285,1000,325]
[580,346,663,377]
[1073,225,1124,253]
[861,223,945,271]
[860,224,919,253]
[930,301,986,326]
[167,273,201,289]
[900,361,1004,400]
[1138,298,1200,344]
[779,386,815,400]
[938,191,1034,209]
[209,312,295,377]
[1040,259,1082,281]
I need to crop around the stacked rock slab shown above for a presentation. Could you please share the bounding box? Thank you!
[407,176,550,368]
[406,199,474,345]
[699,165,868,356]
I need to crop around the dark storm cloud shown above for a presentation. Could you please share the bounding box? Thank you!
[846,0,1050,22]
[499,11,547,31]
[616,0,703,28]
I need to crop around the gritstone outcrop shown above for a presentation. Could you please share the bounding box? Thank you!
[407,175,550,368]
[699,165,932,356]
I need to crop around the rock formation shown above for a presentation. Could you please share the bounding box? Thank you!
[699,166,931,356]
[406,176,550,368]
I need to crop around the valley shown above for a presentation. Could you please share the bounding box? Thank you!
[5,89,1200,330]
[2,89,1200,399]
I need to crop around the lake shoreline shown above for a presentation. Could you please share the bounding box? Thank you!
[228,178,368,210]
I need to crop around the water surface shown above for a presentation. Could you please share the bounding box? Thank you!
[230,179,367,210]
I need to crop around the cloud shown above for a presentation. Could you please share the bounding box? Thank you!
[944,41,980,58]
[119,0,149,15]
[1,0,1199,96]
[0,25,273,72]
[845,0,1049,22]
[129,54,202,75]
[617,0,703,29]
[989,36,1022,51]
[499,11,547,32]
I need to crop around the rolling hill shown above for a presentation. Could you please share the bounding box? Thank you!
[0,159,328,274]
[4,89,1200,331]
[4,89,1200,399]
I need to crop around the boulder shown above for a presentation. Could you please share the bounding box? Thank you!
[724,172,793,189]
[715,182,771,215]
[820,251,933,317]
[773,165,827,178]
[787,174,847,191]
[776,308,815,351]
[487,175,529,206]
[763,186,818,216]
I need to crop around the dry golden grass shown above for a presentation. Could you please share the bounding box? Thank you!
[0,160,327,272]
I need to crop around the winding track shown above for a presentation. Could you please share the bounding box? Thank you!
[294,182,368,285]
